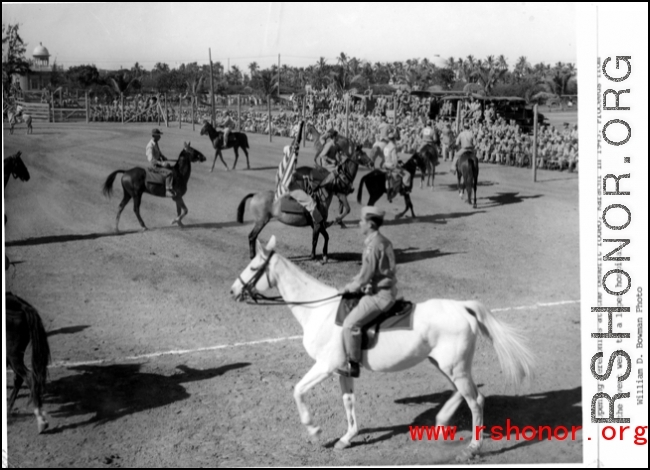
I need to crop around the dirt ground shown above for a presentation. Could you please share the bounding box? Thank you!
[4,121,581,467]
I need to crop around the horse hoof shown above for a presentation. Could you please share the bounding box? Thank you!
[456,447,478,462]
[307,426,322,444]
[37,421,49,434]
[141,227,148,232]
[395,213,404,220]
[321,256,328,265]
[334,439,351,450]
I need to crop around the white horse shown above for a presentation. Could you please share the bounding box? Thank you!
[8,110,33,135]
[230,236,535,461]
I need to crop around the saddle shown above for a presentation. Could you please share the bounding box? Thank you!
[335,293,415,350]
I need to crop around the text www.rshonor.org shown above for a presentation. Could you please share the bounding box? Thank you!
[409,420,649,444]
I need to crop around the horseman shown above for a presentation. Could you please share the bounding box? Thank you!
[314,128,341,191]
[451,122,478,175]
[337,206,397,378]
[278,124,328,227]
[370,115,391,168]
[146,128,175,197]
[381,129,411,201]
[417,119,439,156]
[219,111,237,148]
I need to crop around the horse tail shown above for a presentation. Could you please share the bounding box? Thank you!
[102,170,125,198]
[237,193,256,223]
[463,300,535,387]
[356,174,367,204]
[22,301,51,405]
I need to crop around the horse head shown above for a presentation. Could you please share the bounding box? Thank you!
[407,152,427,176]
[9,151,30,182]
[179,141,206,164]
[351,144,372,168]
[230,235,278,302]
[199,120,212,136]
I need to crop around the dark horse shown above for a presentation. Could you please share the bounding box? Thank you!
[307,144,367,228]
[418,143,439,190]
[200,121,251,172]
[356,152,427,219]
[456,151,479,208]
[236,156,361,262]
[102,142,206,231]
[6,292,51,433]
[4,150,30,188]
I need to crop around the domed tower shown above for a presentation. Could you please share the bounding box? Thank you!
[32,42,50,66]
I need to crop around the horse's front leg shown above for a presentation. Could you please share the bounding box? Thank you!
[172,197,188,226]
[335,193,350,228]
[232,147,239,170]
[293,362,334,442]
[320,222,330,264]
[335,375,358,450]
[395,193,413,219]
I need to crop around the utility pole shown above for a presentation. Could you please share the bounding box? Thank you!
[278,54,281,97]
[209,48,216,126]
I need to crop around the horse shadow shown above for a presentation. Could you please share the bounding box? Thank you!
[382,211,486,226]
[242,166,279,172]
[47,325,91,337]
[444,181,498,191]
[479,192,543,208]
[35,362,250,433]
[325,248,460,265]
[5,230,138,248]
[339,386,581,453]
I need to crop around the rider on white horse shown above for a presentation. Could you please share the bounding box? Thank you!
[337,206,397,378]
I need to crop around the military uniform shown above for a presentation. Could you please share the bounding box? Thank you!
[146,129,175,195]
[381,135,411,198]
[451,127,477,174]
[341,207,397,375]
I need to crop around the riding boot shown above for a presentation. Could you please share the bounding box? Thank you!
[166,177,177,198]
[340,326,362,378]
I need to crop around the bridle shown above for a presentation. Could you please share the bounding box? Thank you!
[238,251,341,306]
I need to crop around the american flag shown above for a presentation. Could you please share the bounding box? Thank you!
[274,121,304,202]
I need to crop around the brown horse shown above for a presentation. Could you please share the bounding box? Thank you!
[456,151,479,208]
[237,185,334,262]
[421,143,440,190]
[4,151,30,188]
[102,142,205,231]
[6,292,51,433]
[235,153,362,262]
[356,152,427,219]
[200,121,251,171]
[7,110,33,135]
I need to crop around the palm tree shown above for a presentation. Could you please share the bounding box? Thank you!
[248,62,259,78]
[108,72,140,122]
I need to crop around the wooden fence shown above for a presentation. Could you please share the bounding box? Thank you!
[16,101,50,122]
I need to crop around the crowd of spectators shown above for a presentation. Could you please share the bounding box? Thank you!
[16,86,576,172]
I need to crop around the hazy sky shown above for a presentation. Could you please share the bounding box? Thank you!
[2,2,576,71]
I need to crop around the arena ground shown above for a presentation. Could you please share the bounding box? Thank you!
[4,121,581,466]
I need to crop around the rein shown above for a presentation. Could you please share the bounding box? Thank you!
[239,251,342,306]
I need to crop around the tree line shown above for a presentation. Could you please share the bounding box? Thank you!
[3,23,576,104]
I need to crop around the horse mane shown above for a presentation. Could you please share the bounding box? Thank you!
[273,251,335,293]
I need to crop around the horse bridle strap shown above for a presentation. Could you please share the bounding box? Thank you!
[239,251,341,306]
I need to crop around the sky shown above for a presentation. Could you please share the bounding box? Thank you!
[2,2,577,72]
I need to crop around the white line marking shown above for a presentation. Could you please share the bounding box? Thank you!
[48,300,580,369]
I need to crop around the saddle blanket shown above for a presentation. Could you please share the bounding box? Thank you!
[144,167,169,186]
[335,293,415,350]
[280,196,306,214]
